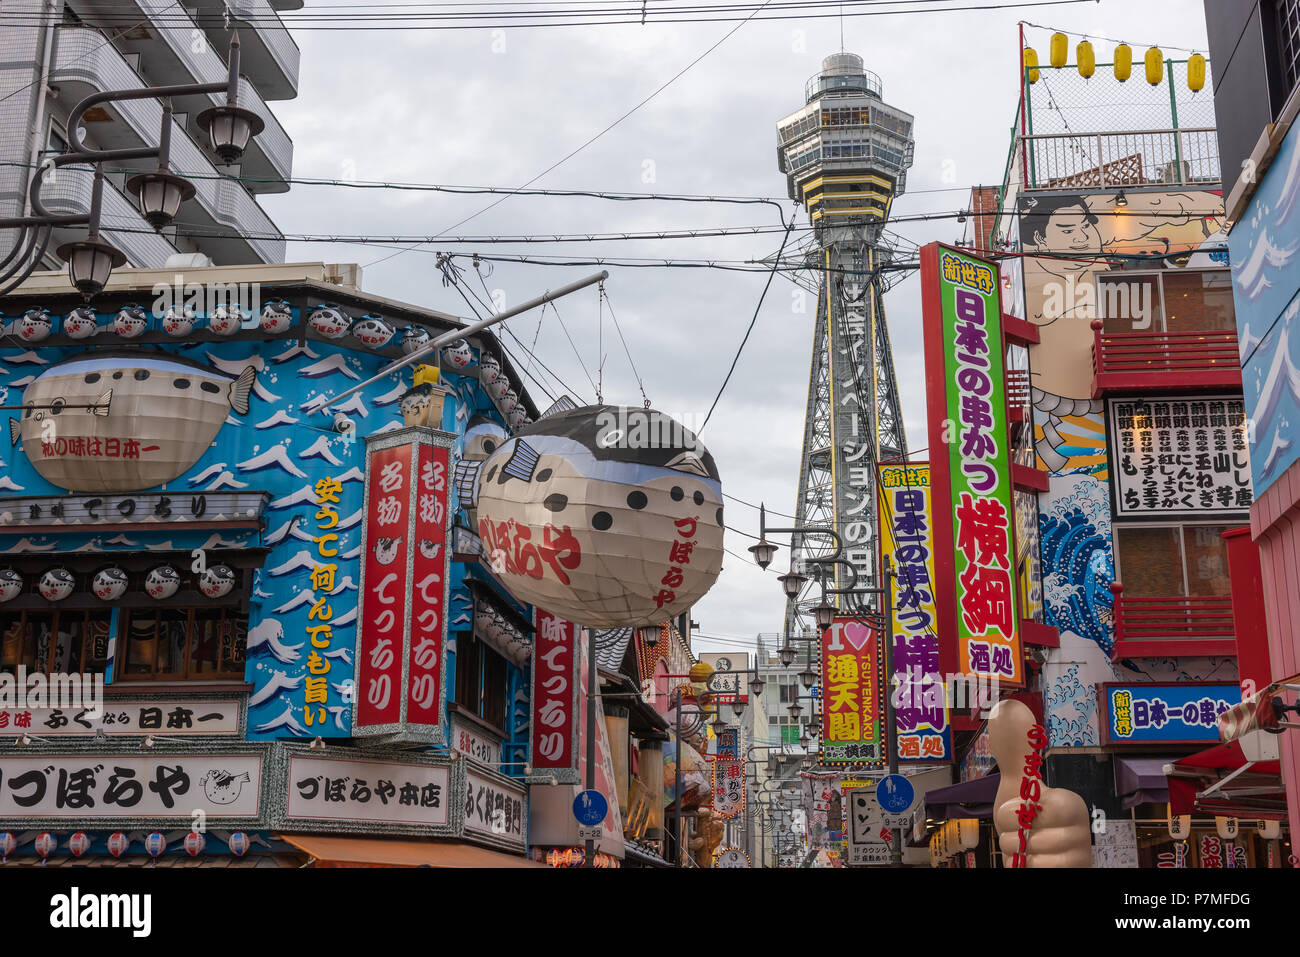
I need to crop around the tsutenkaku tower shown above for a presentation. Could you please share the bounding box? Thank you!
[776,52,914,635]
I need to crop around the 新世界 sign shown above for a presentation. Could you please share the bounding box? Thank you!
[921,243,1024,688]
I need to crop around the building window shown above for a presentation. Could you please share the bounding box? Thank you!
[454,634,508,732]
[119,607,247,680]
[0,610,111,674]
[1113,522,1234,597]
[1097,269,1234,334]
[1280,0,1300,99]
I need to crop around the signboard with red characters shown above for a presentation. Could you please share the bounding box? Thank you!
[530,608,580,783]
[407,442,450,727]
[352,427,452,745]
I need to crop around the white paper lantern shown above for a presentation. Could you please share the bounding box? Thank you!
[402,326,431,355]
[92,566,128,601]
[161,305,195,337]
[352,314,395,348]
[499,389,519,415]
[1259,819,1282,840]
[145,564,181,600]
[34,832,57,862]
[1168,813,1191,840]
[462,404,724,627]
[183,831,205,856]
[11,351,255,493]
[68,832,91,858]
[63,306,98,339]
[260,299,293,334]
[486,375,510,400]
[145,832,166,858]
[1216,816,1239,840]
[106,832,129,858]
[114,305,149,339]
[442,338,472,370]
[0,569,22,602]
[307,304,351,339]
[199,564,236,598]
[38,568,74,602]
[208,303,242,336]
[15,308,52,342]
[477,353,502,385]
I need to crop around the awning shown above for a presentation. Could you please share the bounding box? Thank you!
[1165,737,1288,821]
[1114,757,1171,809]
[277,834,542,868]
[923,773,1001,820]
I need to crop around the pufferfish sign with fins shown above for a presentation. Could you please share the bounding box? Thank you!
[455,401,724,628]
[8,350,255,493]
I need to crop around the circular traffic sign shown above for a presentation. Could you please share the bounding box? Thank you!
[876,774,914,815]
[573,789,608,826]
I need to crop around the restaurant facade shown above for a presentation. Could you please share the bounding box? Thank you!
[0,260,685,867]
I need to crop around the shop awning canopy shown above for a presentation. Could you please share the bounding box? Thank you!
[923,773,1001,820]
[277,835,542,868]
[1165,736,1288,821]
[1115,757,1171,809]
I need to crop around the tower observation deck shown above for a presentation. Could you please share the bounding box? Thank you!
[776,53,915,636]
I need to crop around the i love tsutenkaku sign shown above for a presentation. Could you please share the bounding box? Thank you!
[820,618,886,766]
[920,243,1024,688]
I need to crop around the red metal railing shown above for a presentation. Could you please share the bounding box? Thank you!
[1091,320,1241,397]
[1109,582,1236,657]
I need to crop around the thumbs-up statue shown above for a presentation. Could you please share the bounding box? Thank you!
[990,698,1092,867]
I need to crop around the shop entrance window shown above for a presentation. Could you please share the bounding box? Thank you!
[0,609,111,675]
[454,634,508,733]
[1097,268,1234,335]
[119,606,247,680]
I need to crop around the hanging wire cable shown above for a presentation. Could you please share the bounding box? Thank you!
[600,283,650,408]
[699,218,797,433]
[363,0,784,269]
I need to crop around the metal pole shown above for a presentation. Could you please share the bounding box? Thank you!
[674,691,683,866]
[882,558,902,868]
[314,270,609,415]
[582,626,596,868]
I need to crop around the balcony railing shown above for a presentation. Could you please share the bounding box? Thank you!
[1091,321,1242,397]
[1109,583,1236,657]
[1019,127,1220,190]
[51,28,284,264]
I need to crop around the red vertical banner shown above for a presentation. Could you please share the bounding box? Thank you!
[355,442,413,728]
[407,443,450,726]
[531,608,579,782]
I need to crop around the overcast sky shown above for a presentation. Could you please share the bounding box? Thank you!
[259,0,1212,658]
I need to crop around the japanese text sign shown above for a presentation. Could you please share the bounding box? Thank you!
[1100,683,1237,745]
[531,608,580,782]
[921,243,1024,687]
[352,429,452,744]
[1108,397,1252,516]
[820,618,885,765]
[878,463,952,763]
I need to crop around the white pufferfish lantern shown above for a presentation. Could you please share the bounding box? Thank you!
[455,401,724,628]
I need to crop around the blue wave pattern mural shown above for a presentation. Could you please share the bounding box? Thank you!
[0,309,512,742]
[1039,475,1115,654]
[1234,126,1300,494]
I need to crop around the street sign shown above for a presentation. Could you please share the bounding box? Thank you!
[876,774,914,814]
[577,825,603,841]
[573,789,608,826]
[847,789,891,866]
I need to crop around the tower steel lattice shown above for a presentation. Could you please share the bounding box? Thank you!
[776,53,914,637]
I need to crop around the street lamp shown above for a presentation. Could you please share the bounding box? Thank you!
[0,31,259,299]
[778,642,796,668]
[636,625,659,648]
[777,567,807,598]
[749,675,765,697]
[798,665,817,689]
[731,698,747,718]
[813,601,836,630]
[749,536,777,570]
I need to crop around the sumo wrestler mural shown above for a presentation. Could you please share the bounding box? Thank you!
[1017,188,1231,747]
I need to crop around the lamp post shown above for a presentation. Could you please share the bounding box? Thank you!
[749,503,904,868]
[0,31,260,299]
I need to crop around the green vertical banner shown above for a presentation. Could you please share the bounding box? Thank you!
[920,243,1024,689]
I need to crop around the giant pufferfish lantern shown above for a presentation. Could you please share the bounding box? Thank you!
[454,401,724,628]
